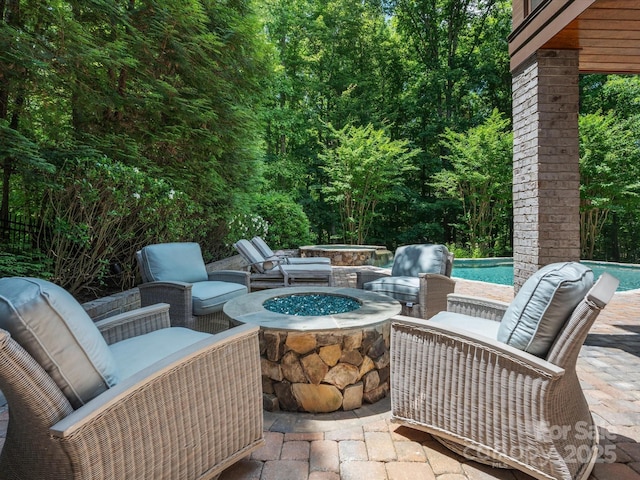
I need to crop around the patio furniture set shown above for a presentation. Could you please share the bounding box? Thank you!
[0,239,619,480]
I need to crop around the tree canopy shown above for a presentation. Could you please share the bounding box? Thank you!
[2,0,640,296]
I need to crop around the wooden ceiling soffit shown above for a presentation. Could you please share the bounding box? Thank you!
[509,0,597,72]
[546,2,640,74]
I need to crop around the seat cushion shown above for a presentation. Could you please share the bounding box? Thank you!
[498,262,594,357]
[191,281,248,315]
[391,244,449,277]
[110,327,211,380]
[429,311,501,339]
[284,257,332,265]
[139,242,208,283]
[0,277,119,408]
[363,276,420,304]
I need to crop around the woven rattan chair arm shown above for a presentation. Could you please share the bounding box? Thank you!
[417,274,457,319]
[207,269,251,288]
[50,324,263,477]
[446,294,509,321]
[355,270,389,288]
[96,304,171,345]
[137,281,193,328]
[138,280,191,291]
[391,316,564,379]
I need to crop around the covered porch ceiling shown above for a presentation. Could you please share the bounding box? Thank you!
[510,0,640,74]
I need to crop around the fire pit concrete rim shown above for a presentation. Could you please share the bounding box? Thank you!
[223,286,401,331]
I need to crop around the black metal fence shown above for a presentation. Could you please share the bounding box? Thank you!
[0,214,38,248]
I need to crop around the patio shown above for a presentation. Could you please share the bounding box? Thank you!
[1,266,639,479]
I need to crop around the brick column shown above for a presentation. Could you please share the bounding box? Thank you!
[512,49,580,291]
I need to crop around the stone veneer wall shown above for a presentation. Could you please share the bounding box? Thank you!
[260,323,390,413]
[512,49,581,291]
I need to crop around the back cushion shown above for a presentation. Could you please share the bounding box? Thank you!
[391,244,449,277]
[235,239,269,273]
[0,277,119,408]
[498,262,594,357]
[139,242,208,283]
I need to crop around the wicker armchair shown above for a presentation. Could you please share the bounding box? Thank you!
[390,266,619,480]
[356,244,455,319]
[0,279,264,480]
[136,242,250,333]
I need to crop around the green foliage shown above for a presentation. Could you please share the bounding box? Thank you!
[445,243,484,259]
[255,193,313,249]
[224,212,270,249]
[320,123,420,245]
[40,156,205,297]
[0,248,53,279]
[1,0,273,289]
[579,112,640,259]
[432,109,512,256]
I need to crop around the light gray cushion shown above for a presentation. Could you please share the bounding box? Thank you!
[391,244,449,277]
[498,262,594,357]
[0,277,119,408]
[235,239,270,273]
[110,327,210,380]
[139,242,208,283]
[251,236,276,258]
[429,311,501,339]
[282,256,331,265]
[363,276,420,303]
[191,281,248,315]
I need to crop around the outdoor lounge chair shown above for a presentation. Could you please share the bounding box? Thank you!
[0,277,263,480]
[234,239,333,289]
[250,236,331,265]
[136,242,250,333]
[390,262,619,480]
[356,243,455,319]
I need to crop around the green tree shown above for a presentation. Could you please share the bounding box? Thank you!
[579,112,640,260]
[431,109,512,255]
[0,1,58,235]
[259,0,406,241]
[320,123,419,245]
[1,0,276,293]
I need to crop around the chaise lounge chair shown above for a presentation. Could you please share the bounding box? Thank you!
[356,244,455,319]
[0,277,263,480]
[234,239,333,289]
[390,262,619,480]
[250,236,331,265]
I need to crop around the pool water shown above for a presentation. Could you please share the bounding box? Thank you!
[452,259,640,292]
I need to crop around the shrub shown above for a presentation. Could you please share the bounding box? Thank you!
[255,193,313,249]
[40,156,205,297]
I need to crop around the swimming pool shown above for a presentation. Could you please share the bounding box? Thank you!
[452,258,640,292]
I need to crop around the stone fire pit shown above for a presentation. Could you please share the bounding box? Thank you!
[223,286,401,413]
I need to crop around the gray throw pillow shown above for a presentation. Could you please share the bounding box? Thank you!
[0,277,120,408]
[497,262,594,357]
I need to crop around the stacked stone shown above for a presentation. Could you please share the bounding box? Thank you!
[260,323,390,413]
[300,247,393,267]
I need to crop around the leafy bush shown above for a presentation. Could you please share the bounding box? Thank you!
[255,193,313,249]
[0,247,53,279]
[445,243,484,259]
[40,156,205,297]
[223,212,270,248]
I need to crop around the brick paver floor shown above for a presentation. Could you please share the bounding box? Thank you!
[1,266,639,479]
